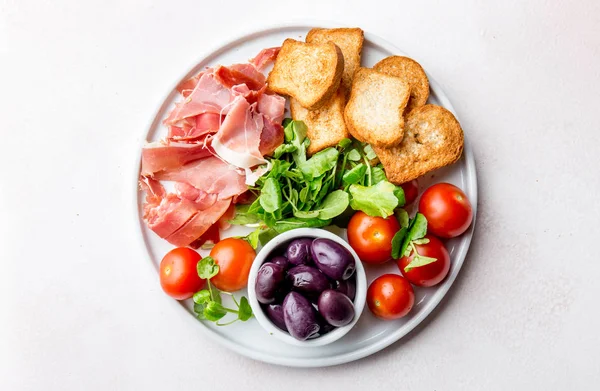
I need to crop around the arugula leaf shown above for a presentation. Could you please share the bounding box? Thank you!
[371,165,387,184]
[404,255,438,272]
[338,138,352,149]
[238,297,253,321]
[197,257,219,280]
[342,163,367,185]
[228,204,261,225]
[299,187,309,203]
[294,210,320,219]
[349,181,399,218]
[273,144,297,158]
[259,178,282,213]
[268,160,292,178]
[299,148,339,180]
[363,144,377,160]
[271,217,332,233]
[290,121,308,163]
[316,190,349,219]
[391,227,408,259]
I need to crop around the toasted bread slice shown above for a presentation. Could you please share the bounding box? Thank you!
[306,28,364,97]
[374,104,464,184]
[344,67,410,147]
[266,39,344,110]
[290,88,349,155]
[374,56,429,113]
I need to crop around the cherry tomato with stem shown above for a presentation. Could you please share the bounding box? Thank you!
[397,234,450,287]
[160,247,205,300]
[210,237,256,292]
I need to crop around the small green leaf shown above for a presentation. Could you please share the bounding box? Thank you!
[271,217,332,233]
[391,227,408,259]
[337,138,352,149]
[194,303,207,319]
[258,228,278,246]
[244,228,261,249]
[294,210,320,219]
[342,163,367,185]
[299,187,309,203]
[282,117,293,129]
[259,177,282,213]
[228,204,261,225]
[346,149,361,161]
[316,190,349,220]
[395,208,410,228]
[402,243,413,258]
[404,255,438,272]
[298,148,339,180]
[238,297,253,321]
[203,301,227,322]
[408,213,428,241]
[412,238,430,245]
[348,181,399,218]
[197,257,219,280]
[193,290,211,304]
[393,186,406,207]
[371,166,387,184]
[363,144,377,160]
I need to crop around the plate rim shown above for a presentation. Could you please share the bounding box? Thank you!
[132,21,478,368]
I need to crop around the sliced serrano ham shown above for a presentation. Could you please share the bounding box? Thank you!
[141,140,212,176]
[250,47,281,71]
[165,198,231,247]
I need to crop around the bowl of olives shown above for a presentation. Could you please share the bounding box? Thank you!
[247,228,367,346]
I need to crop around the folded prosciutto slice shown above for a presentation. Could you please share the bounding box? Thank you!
[165,198,231,247]
[154,156,247,200]
[214,64,266,91]
[250,47,281,71]
[141,140,212,176]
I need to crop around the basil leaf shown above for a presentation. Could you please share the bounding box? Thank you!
[203,301,227,322]
[346,149,361,161]
[197,257,219,280]
[237,297,253,321]
[391,227,408,259]
[348,181,399,218]
[338,138,352,149]
[342,163,367,185]
[404,255,438,272]
[407,213,428,241]
[316,190,349,220]
[259,177,282,213]
[299,148,339,180]
[228,204,261,225]
[371,165,387,184]
[395,208,410,228]
[272,217,332,233]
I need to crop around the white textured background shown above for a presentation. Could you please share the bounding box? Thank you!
[1,0,599,389]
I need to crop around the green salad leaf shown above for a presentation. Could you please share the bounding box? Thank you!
[349,181,400,218]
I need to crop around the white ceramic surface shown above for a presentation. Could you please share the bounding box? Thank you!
[135,24,477,367]
[247,228,367,347]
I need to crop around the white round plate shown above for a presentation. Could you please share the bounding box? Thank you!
[135,23,477,368]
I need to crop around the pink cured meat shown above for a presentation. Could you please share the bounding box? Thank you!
[258,93,286,124]
[250,47,281,71]
[211,97,265,169]
[168,113,222,141]
[174,182,217,210]
[214,64,266,91]
[153,156,247,200]
[141,141,212,176]
[165,198,231,246]
[259,117,284,156]
[145,193,200,239]
[164,72,232,125]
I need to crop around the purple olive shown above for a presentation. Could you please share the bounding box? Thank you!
[317,289,355,327]
[283,292,320,341]
[265,304,287,332]
[311,238,355,280]
[286,265,331,297]
[310,312,335,339]
[286,238,313,266]
[271,255,289,269]
[255,262,286,304]
[335,278,356,301]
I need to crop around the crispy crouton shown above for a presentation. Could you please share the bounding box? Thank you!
[306,28,364,97]
[344,67,410,147]
[266,39,344,110]
[374,104,464,184]
[374,56,429,113]
[290,88,349,155]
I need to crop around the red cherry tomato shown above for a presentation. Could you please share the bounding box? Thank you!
[159,248,205,300]
[210,238,256,292]
[347,211,400,264]
[419,183,473,238]
[367,274,415,320]
[400,179,419,205]
[397,235,450,287]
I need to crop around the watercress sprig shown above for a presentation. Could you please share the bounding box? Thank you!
[391,212,438,271]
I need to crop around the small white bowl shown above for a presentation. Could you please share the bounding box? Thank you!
[247,228,367,347]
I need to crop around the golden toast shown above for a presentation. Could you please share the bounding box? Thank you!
[374,56,429,113]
